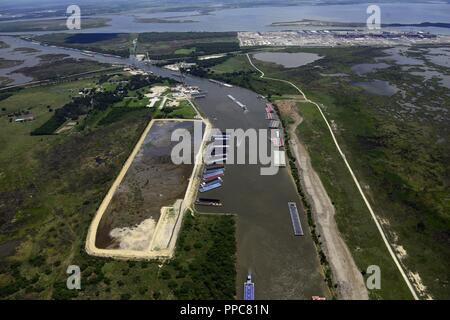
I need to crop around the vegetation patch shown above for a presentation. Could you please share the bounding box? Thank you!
[0,76,236,300]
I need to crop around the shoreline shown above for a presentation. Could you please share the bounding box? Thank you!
[277,99,369,299]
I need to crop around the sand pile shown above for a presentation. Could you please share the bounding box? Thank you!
[110,218,156,251]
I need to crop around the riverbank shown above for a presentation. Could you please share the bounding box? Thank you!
[246,53,418,299]
[276,98,368,300]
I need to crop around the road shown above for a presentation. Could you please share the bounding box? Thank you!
[246,53,419,300]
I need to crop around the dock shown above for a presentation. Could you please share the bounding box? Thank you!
[288,202,304,236]
[198,130,229,194]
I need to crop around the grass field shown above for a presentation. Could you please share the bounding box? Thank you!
[0,79,97,191]
[210,55,253,74]
[295,102,412,299]
[155,99,198,119]
[174,48,196,56]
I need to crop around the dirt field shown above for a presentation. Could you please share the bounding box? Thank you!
[95,121,198,249]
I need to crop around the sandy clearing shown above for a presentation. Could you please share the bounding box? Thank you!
[277,99,369,300]
[110,218,157,251]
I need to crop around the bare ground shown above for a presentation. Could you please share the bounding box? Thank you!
[277,98,369,300]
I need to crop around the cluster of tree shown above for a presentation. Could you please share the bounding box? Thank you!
[65,33,120,44]
[31,89,123,135]
[138,32,237,43]
[148,41,239,61]
[182,54,231,77]
[31,74,176,135]
[168,215,236,300]
[0,91,13,102]
[127,74,175,91]
[184,66,208,78]
[191,42,240,56]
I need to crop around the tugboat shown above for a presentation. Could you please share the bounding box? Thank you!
[244,273,255,300]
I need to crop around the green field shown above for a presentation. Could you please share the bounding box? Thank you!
[209,54,297,97]
[210,55,253,74]
[174,48,196,56]
[154,99,198,119]
[0,76,235,299]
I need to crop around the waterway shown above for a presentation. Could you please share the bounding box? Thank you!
[0,36,125,86]
[0,36,329,299]
[2,3,450,35]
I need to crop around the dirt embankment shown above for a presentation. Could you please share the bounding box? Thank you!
[277,98,369,300]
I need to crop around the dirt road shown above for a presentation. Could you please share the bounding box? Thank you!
[277,100,368,299]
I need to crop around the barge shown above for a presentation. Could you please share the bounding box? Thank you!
[195,198,223,207]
